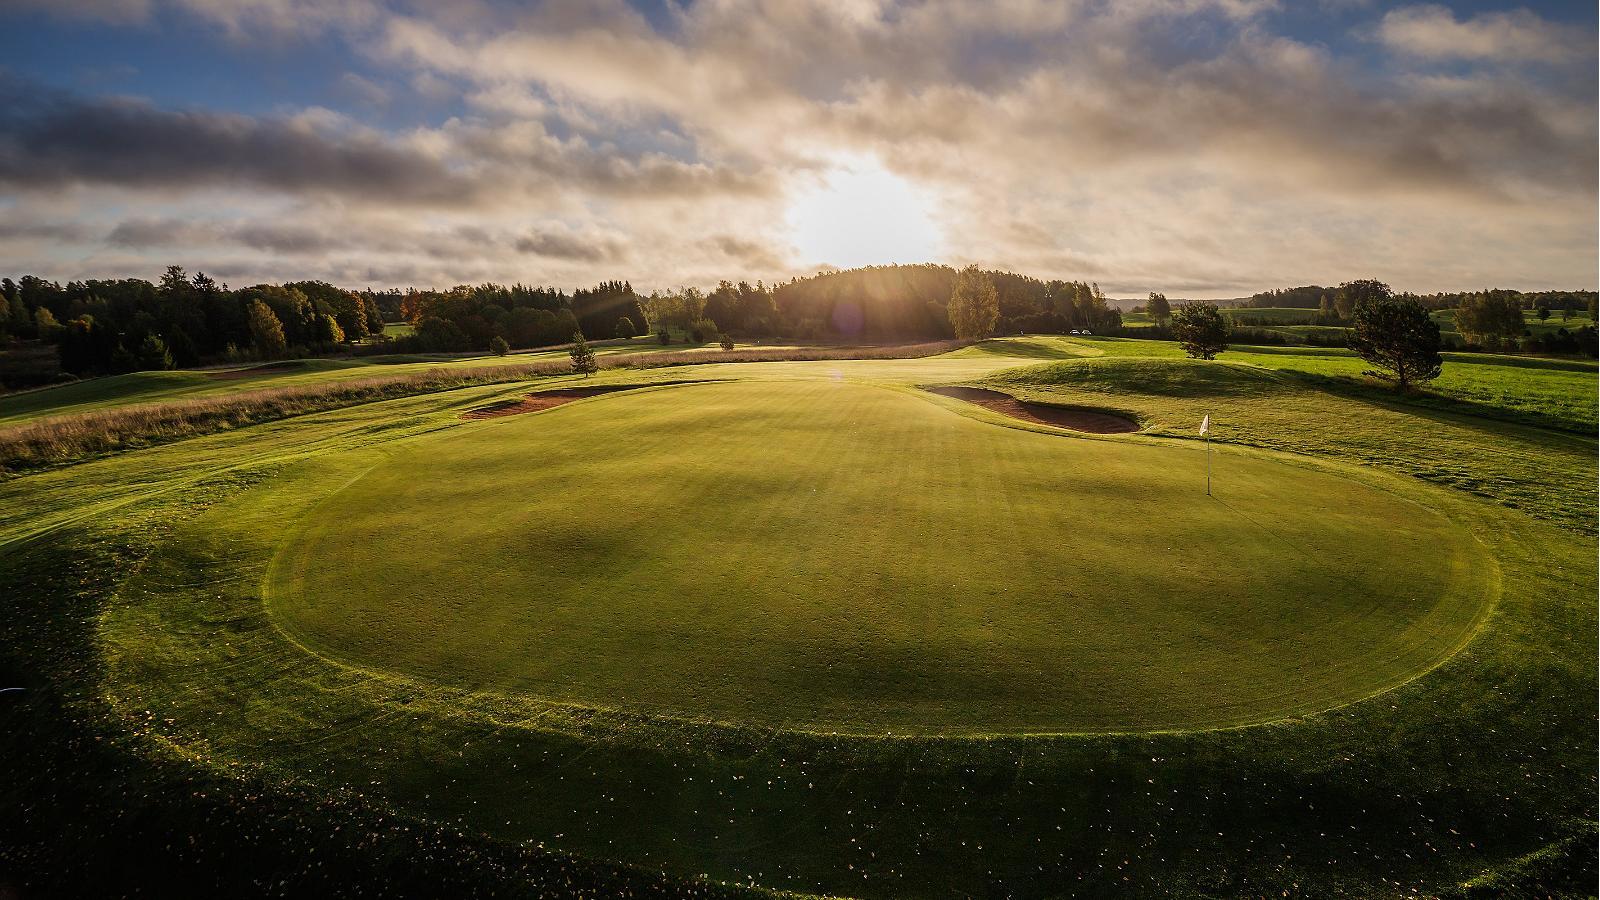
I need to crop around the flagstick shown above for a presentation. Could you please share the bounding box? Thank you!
[1205,426,1211,497]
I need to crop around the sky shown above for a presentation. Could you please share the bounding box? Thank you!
[0,0,1594,298]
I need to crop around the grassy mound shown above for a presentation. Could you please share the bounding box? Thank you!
[269,380,1492,733]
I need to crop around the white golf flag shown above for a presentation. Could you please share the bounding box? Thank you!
[1199,414,1210,435]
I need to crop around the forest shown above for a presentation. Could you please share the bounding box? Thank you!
[0,264,1124,381]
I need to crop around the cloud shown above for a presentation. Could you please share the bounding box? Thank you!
[514,226,628,263]
[1376,4,1587,63]
[0,220,91,241]
[1,1,1594,296]
[0,80,477,205]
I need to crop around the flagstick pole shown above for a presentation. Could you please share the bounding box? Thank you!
[1205,416,1211,497]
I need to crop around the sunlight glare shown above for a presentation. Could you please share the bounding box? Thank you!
[786,157,943,269]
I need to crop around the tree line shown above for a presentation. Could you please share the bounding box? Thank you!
[0,263,1133,384]
[1247,283,1597,320]
[0,268,385,377]
[4,263,1591,388]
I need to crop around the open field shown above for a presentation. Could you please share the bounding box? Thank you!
[2,335,1595,897]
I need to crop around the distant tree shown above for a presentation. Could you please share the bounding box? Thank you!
[615,316,637,339]
[415,316,470,352]
[248,300,287,359]
[569,331,598,376]
[1536,306,1550,321]
[136,334,174,371]
[657,329,671,345]
[167,328,200,367]
[1171,301,1230,359]
[32,307,62,340]
[58,315,113,374]
[1454,292,1524,344]
[490,335,510,356]
[948,265,999,340]
[314,313,345,345]
[720,334,735,350]
[1334,279,1391,320]
[1146,292,1171,325]
[1348,295,1442,390]
[1318,294,1335,321]
[8,294,27,338]
[108,343,138,374]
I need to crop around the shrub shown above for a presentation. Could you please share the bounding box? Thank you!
[657,329,671,345]
[720,335,735,351]
[489,335,510,357]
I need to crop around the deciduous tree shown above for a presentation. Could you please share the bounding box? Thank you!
[1171,301,1230,359]
[247,300,287,359]
[1455,292,1525,344]
[948,265,999,340]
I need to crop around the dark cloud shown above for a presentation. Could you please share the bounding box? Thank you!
[708,235,785,271]
[0,220,91,241]
[0,78,476,204]
[105,216,209,248]
[514,228,626,263]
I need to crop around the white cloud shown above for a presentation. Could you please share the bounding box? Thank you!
[1376,4,1586,63]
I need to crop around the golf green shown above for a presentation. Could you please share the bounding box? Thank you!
[268,379,1495,733]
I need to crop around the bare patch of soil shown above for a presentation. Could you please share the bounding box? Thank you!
[926,386,1139,434]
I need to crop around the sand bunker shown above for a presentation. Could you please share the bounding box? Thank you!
[926,386,1138,434]
[462,385,640,419]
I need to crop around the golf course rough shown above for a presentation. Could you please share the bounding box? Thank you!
[267,379,1495,734]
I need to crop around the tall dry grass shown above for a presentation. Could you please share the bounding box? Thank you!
[0,340,968,474]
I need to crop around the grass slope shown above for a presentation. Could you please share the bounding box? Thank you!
[1,334,1594,898]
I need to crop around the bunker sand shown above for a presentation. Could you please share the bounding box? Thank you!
[926,385,1139,433]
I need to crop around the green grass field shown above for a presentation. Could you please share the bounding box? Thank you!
[269,380,1491,733]
[3,334,1595,896]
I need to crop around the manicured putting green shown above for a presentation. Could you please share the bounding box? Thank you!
[269,380,1494,733]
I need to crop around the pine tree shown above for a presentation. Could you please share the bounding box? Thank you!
[1146,292,1171,325]
[1348,295,1442,390]
[569,331,598,376]
[136,334,174,371]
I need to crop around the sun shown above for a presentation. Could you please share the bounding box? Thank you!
[786,155,943,269]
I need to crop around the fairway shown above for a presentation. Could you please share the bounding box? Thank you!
[269,379,1494,733]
